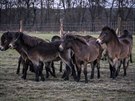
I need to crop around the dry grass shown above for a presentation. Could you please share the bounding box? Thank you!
[0,33,135,101]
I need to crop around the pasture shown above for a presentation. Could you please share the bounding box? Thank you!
[0,32,135,101]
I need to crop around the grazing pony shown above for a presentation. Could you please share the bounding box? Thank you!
[59,34,102,83]
[96,27,131,78]
[8,32,74,81]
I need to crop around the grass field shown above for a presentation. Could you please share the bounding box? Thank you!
[0,32,135,101]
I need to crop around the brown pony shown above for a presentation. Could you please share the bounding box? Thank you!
[59,34,102,83]
[96,26,131,78]
[119,30,133,63]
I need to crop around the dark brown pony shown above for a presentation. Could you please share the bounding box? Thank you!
[8,32,74,81]
[0,32,55,80]
[59,34,102,83]
[0,32,36,80]
[96,26,131,78]
[51,35,63,73]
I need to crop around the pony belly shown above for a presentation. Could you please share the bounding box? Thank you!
[41,54,59,63]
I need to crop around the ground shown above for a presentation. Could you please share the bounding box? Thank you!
[0,33,135,101]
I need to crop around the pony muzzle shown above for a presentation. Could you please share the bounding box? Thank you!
[59,44,64,51]
[9,43,14,49]
[96,38,102,44]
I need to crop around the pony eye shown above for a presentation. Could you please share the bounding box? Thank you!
[103,32,107,36]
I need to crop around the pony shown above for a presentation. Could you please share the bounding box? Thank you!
[119,30,133,63]
[59,34,102,83]
[96,26,131,78]
[51,35,63,73]
[0,32,57,80]
[7,32,74,81]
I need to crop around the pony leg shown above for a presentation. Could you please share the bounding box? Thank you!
[90,63,95,79]
[51,61,56,77]
[109,63,113,78]
[115,60,122,77]
[34,65,40,82]
[21,62,28,80]
[97,61,100,79]
[39,62,45,81]
[45,62,50,78]
[83,63,88,83]
[76,64,81,82]
[130,54,133,63]
[112,66,116,79]
[59,61,63,72]
[45,62,56,78]
[123,58,129,76]
[64,65,71,80]
[61,70,66,78]
[16,56,22,74]
[69,60,77,81]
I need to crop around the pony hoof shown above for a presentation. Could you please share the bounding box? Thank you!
[76,78,80,82]
[64,77,69,81]
[35,79,39,82]
[112,76,116,79]
[35,77,39,82]
[90,77,94,79]
[21,76,26,80]
[85,81,88,83]
[46,76,49,78]
[110,76,113,78]
[123,74,126,76]
[41,79,45,81]
[73,77,77,81]
[41,77,45,81]
[61,75,66,78]
[16,72,19,75]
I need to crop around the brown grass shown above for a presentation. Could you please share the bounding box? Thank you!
[0,33,135,101]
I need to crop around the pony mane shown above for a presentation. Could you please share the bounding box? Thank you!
[64,34,89,46]
[21,33,46,48]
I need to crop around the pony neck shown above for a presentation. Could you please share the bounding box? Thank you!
[70,40,83,53]
[107,32,120,48]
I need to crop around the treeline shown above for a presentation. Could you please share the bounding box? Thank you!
[0,0,135,32]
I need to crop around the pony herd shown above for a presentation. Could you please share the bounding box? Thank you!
[0,26,133,83]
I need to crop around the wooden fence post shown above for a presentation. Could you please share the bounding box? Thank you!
[19,20,23,32]
[60,18,63,37]
[116,17,121,36]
